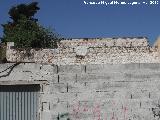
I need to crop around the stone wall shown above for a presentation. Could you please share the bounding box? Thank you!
[6,37,160,65]
[0,63,160,120]
[3,37,160,120]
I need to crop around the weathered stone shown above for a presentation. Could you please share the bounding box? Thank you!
[5,38,160,65]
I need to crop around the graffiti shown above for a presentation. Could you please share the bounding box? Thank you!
[72,102,80,119]
[71,101,129,120]
[92,104,101,120]
[123,106,128,120]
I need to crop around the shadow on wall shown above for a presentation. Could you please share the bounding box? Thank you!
[0,43,7,63]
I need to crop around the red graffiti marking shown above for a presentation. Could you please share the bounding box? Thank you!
[72,102,80,119]
[92,104,101,120]
[83,103,89,112]
[72,101,129,120]
[111,112,115,120]
[111,100,118,120]
[123,106,128,120]
[72,102,90,119]
[104,114,108,120]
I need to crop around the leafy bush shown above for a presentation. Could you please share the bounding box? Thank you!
[1,2,60,48]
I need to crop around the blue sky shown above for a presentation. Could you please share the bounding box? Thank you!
[0,0,160,45]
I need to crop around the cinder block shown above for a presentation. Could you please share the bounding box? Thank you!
[59,73,77,83]
[123,63,140,70]
[40,64,58,74]
[41,94,58,103]
[149,91,159,99]
[50,101,68,112]
[49,83,67,93]
[41,111,52,120]
[77,73,109,82]
[124,73,150,79]
[124,72,160,82]
[126,99,141,109]
[140,63,160,71]
[42,102,50,111]
[95,81,130,91]
[141,100,155,109]
[85,64,123,73]
[58,65,85,74]
[76,73,124,83]
[56,92,78,102]
[129,90,149,99]
[0,63,18,70]
[101,99,120,111]
[86,63,143,73]
[19,63,57,74]
[67,82,85,93]
[47,74,58,83]
[0,63,58,81]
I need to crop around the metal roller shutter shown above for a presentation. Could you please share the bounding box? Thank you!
[0,84,40,120]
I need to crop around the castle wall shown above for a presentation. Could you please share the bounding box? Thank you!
[6,37,160,65]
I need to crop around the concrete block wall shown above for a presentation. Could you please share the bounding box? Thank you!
[0,63,160,120]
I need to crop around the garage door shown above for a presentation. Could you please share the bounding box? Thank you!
[0,84,40,120]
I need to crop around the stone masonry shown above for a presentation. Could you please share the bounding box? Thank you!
[6,37,160,65]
